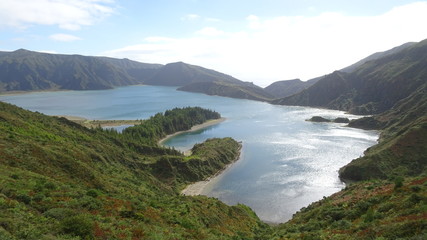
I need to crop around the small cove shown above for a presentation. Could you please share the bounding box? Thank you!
[0,85,379,223]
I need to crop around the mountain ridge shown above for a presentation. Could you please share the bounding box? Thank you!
[0,49,274,101]
[272,39,427,115]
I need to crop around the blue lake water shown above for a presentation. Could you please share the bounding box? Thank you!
[0,85,378,223]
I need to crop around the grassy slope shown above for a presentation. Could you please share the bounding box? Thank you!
[0,102,267,240]
[340,83,427,181]
[269,177,427,240]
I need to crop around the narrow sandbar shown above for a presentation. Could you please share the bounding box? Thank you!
[55,115,143,128]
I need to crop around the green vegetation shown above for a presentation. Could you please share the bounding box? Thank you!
[269,177,427,239]
[122,106,220,144]
[307,116,331,122]
[306,116,350,123]
[0,102,267,239]
[340,83,427,181]
[274,39,427,115]
[1,39,426,239]
[0,49,161,91]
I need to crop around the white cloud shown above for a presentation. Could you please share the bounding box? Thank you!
[105,2,427,87]
[246,14,261,29]
[206,17,221,22]
[0,0,115,30]
[49,33,81,42]
[181,14,201,21]
[196,27,224,37]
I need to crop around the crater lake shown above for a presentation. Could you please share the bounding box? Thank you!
[0,85,378,223]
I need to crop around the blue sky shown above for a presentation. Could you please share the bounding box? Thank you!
[1,0,427,86]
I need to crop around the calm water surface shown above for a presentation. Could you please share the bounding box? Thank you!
[0,85,378,223]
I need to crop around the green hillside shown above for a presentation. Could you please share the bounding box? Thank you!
[273,39,427,115]
[270,177,427,239]
[0,102,267,239]
[0,49,160,91]
[339,82,427,182]
[0,51,274,102]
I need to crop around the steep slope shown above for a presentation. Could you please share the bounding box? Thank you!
[270,177,427,239]
[341,42,416,73]
[178,81,275,101]
[0,49,161,92]
[273,39,427,115]
[264,78,321,99]
[339,82,427,181]
[264,79,307,98]
[0,102,267,239]
[272,71,351,107]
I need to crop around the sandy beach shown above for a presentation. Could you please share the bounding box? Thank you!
[181,155,240,196]
[158,117,226,146]
[181,143,242,196]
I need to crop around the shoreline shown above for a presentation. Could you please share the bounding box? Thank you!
[158,117,226,146]
[0,89,71,96]
[181,143,242,196]
[55,115,143,128]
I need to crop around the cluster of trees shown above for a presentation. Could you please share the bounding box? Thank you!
[122,107,220,144]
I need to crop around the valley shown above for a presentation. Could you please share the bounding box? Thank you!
[0,38,426,239]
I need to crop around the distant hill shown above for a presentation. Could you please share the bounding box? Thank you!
[272,39,427,115]
[264,43,415,99]
[147,62,274,101]
[0,50,273,101]
[178,81,275,101]
[144,61,242,86]
[264,78,320,98]
[96,56,162,80]
[0,49,161,91]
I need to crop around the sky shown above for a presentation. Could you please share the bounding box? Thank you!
[1,0,427,87]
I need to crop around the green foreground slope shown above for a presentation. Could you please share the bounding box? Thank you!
[270,177,427,239]
[0,103,267,240]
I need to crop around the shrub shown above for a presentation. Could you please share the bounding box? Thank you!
[16,193,31,204]
[44,208,75,220]
[60,214,94,239]
[394,176,404,189]
[86,189,99,198]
